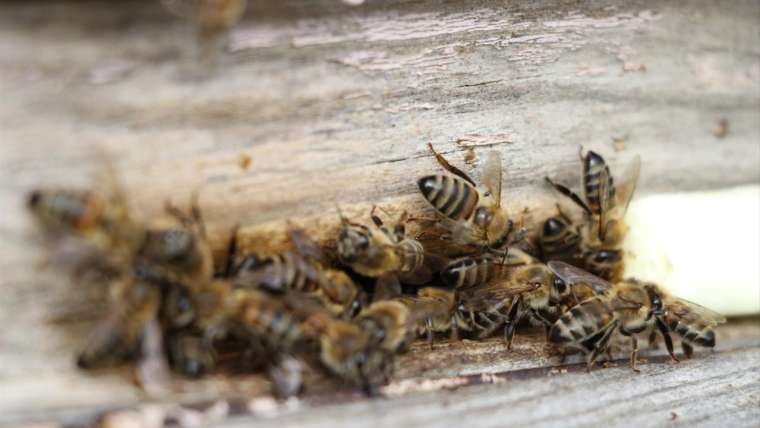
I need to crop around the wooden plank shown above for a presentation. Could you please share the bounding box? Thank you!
[0,0,758,426]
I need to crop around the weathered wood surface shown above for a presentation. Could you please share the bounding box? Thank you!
[1,0,759,426]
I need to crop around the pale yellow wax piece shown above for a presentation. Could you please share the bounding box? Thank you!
[623,185,760,316]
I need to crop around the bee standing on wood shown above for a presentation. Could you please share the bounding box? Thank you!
[548,264,725,371]
[418,143,515,251]
[541,149,641,282]
[229,227,362,319]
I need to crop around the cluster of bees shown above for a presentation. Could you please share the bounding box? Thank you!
[27,145,725,396]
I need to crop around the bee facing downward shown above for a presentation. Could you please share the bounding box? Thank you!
[541,149,641,282]
[418,143,514,250]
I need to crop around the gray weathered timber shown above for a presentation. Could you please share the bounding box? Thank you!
[0,0,759,426]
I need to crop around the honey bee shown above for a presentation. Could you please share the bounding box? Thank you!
[541,149,641,282]
[440,248,532,290]
[337,206,435,285]
[305,311,392,395]
[394,287,457,348]
[133,198,215,294]
[418,143,514,250]
[444,257,606,349]
[76,276,161,369]
[26,179,144,278]
[548,266,725,371]
[230,227,361,319]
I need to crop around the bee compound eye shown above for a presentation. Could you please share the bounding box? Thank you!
[543,218,565,236]
[586,150,605,167]
[554,278,567,294]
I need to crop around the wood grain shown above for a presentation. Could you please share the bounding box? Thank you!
[1,0,758,426]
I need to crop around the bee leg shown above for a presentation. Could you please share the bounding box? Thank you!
[269,354,303,399]
[648,328,659,350]
[682,341,694,359]
[426,143,477,187]
[504,297,522,350]
[655,317,680,364]
[629,336,641,373]
[449,315,459,342]
[77,318,131,369]
[585,320,618,372]
[370,205,384,227]
[220,224,240,278]
[426,318,434,350]
[188,192,207,239]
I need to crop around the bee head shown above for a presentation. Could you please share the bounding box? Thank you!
[336,226,371,264]
[142,227,197,264]
[585,150,607,169]
[27,189,98,233]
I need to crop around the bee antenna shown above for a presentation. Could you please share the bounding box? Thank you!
[335,205,348,226]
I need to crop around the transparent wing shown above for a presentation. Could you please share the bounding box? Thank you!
[615,155,641,217]
[597,165,612,240]
[547,260,612,295]
[668,298,727,326]
[458,280,540,312]
[399,296,452,325]
[373,272,403,302]
[287,227,326,263]
[481,151,503,206]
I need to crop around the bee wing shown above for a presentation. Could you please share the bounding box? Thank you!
[287,227,326,263]
[403,297,451,324]
[547,260,612,295]
[397,267,433,286]
[668,298,727,326]
[481,151,503,206]
[615,155,641,217]
[373,272,403,302]
[597,164,612,240]
[459,280,539,311]
[233,268,283,292]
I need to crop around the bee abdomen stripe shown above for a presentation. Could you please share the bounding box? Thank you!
[447,179,478,220]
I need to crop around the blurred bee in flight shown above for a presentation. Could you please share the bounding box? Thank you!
[162,0,248,67]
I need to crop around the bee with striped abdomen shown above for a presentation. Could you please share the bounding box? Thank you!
[230,227,361,319]
[548,267,725,372]
[541,148,641,282]
[440,247,534,290]
[418,143,514,250]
